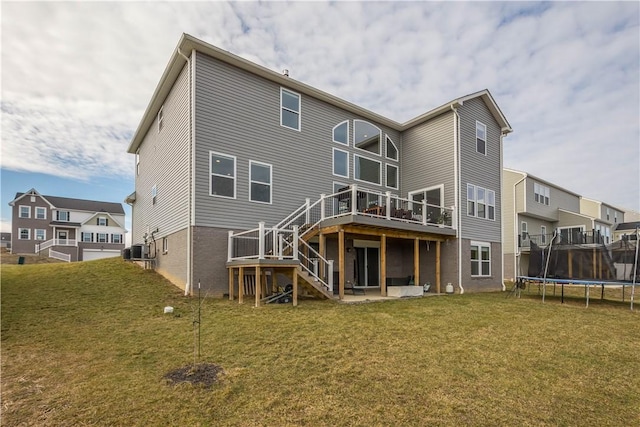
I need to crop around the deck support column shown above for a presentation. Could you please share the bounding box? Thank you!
[293,266,298,306]
[238,266,244,304]
[339,228,345,300]
[381,234,387,297]
[255,266,262,307]
[414,238,420,287]
[319,233,326,281]
[568,250,573,278]
[592,248,597,278]
[228,267,234,300]
[436,241,441,293]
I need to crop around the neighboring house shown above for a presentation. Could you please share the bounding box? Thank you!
[502,169,626,279]
[613,221,640,242]
[623,210,640,222]
[1,232,11,249]
[9,189,126,262]
[126,33,512,300]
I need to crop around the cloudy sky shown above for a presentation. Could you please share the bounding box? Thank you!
[2,1,639,239]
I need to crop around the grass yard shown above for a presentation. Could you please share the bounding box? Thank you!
[2,258,639,426]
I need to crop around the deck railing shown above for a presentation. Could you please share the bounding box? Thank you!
[49,249,71,262]
[35,238,78,253]
[520,230,607,249]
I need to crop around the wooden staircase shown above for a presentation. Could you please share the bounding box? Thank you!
[296,267,336,299]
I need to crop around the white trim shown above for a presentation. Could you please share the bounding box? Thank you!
[467,183,495,220]
[475,120,487,156]
[280,87,301,131]
[557,225,586,232]
[353,120,382,156]
[162,237,168,254]
[35,206,47,220]
[385,163,399,190]
[34,229,46,241]
[157,106,164,132]
[353,154,382,186]
[470,241,491,277]
[249,160,273,204]
[540,225,547,245]
[332,148,349,178]
[9,188,55,209]
[18,228,31,240]
[19,205,31,218]
[209,151,237,199]
[96,232,108,243]
[332,120,349,145]
[385,135,398,161]
[521,221,528,240]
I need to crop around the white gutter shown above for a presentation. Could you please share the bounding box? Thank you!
[178,47,194,296]
[500,132,506,291]
[451,105,464,294]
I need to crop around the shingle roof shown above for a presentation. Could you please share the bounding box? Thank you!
[615,222,640,231]
[14,193,125,215]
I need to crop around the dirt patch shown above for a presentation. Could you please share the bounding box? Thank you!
[163,363,224,389]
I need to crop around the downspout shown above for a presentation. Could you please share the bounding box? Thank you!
[451,105,464,294]
[178,47,194,296]
[500,132,505,291]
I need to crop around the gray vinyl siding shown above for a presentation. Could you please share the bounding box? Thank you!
[193,52,401,230]
[525,179,580,221]
[132,62,191,245]
[401,111,455,208]
[458,97,502,242]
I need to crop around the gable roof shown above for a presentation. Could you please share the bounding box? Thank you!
[503,168,582,198]
[128,33,512,154]
[9,188,55,208]
[11,190,124,215]
[82,211,125,228]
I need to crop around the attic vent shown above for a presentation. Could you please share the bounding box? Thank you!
[282,69,289,77]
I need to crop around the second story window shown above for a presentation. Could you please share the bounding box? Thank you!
[333,148,348,178]
[151,185,157,205]
[210,152,236,199]
[19,206,31,218]
[354,120,381,156]
[386,136,398,161]
[467,184,495,220]
[534,182,550,205]
[35,207,47,219]
[249,161,272,204]
[280,88,300,131]
[476,121,487,155]
[57,211,70,221]
[333,121,348,144]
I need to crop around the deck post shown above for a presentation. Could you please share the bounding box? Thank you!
[385,192,391,220]
[255,266,262,307]
[436,240,441,293]
[293,267,298,306]
[381,234,387,297]
[292,225,299,260]
[351,185,358,215]
[238,266,244,304]
[339,228,345,299]
[305,198,311,224]
[327,260,334,294]
[414,238,420,287]
[320,194,326,221]
[422,200,427,225]
[258,222,266,260]
[227,230,233,262]
[228,267,234,300]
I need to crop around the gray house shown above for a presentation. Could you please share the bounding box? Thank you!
[9,188,126,262]
[127,33,512,301]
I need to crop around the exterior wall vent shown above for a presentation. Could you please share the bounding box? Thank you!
[282,69,289,77]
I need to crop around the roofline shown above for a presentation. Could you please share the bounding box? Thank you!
[128,33,512,154]
[9,188,55,209]
[557,208,595,221]
[580,196,625,213]
[82,211,126,229]
[502,168,582,198]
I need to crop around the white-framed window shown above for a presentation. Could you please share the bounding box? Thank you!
[19,228,30,240]
[151,185,157,205]
[34,229,46,241]
[112,234,122,244]
[210,152,236,198]
[541,226,547,244]
[333,148,349,178]
[280,88,300,131]
[476,121,487,155]
[467,184,475,216]
[354,120,381,156]
[354,154,381,186]
[534,182,550,205]
[162,237,168,253]
[521,221,528,241]
[606,208,610,221]
[467,184,495,220]
[19,205,31,218]
[332,121,348,145]
[385,136,398,161]
[57,211,70,221]
[97,233,108,243]
[82,232,93,243]
[158,106,164,132]
[35,207,47,219]
[386,164,398,189]
[614,212,618,223]
[471,241,491,277]
[249,161,272,204]
[97,217,108,226]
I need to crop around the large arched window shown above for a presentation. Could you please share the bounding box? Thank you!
[354,120,381,156]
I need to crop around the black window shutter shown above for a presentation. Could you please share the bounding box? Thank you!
[97,218,100,225]
[81,232,84,241]
[106,218,109,226]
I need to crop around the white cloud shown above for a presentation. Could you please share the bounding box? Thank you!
[1,1,638,212]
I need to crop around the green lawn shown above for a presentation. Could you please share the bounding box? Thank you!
[2,258,639,426]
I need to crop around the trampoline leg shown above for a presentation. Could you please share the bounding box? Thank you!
[586,285,590,308]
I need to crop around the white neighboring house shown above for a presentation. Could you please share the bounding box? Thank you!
[9,188,126,262]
